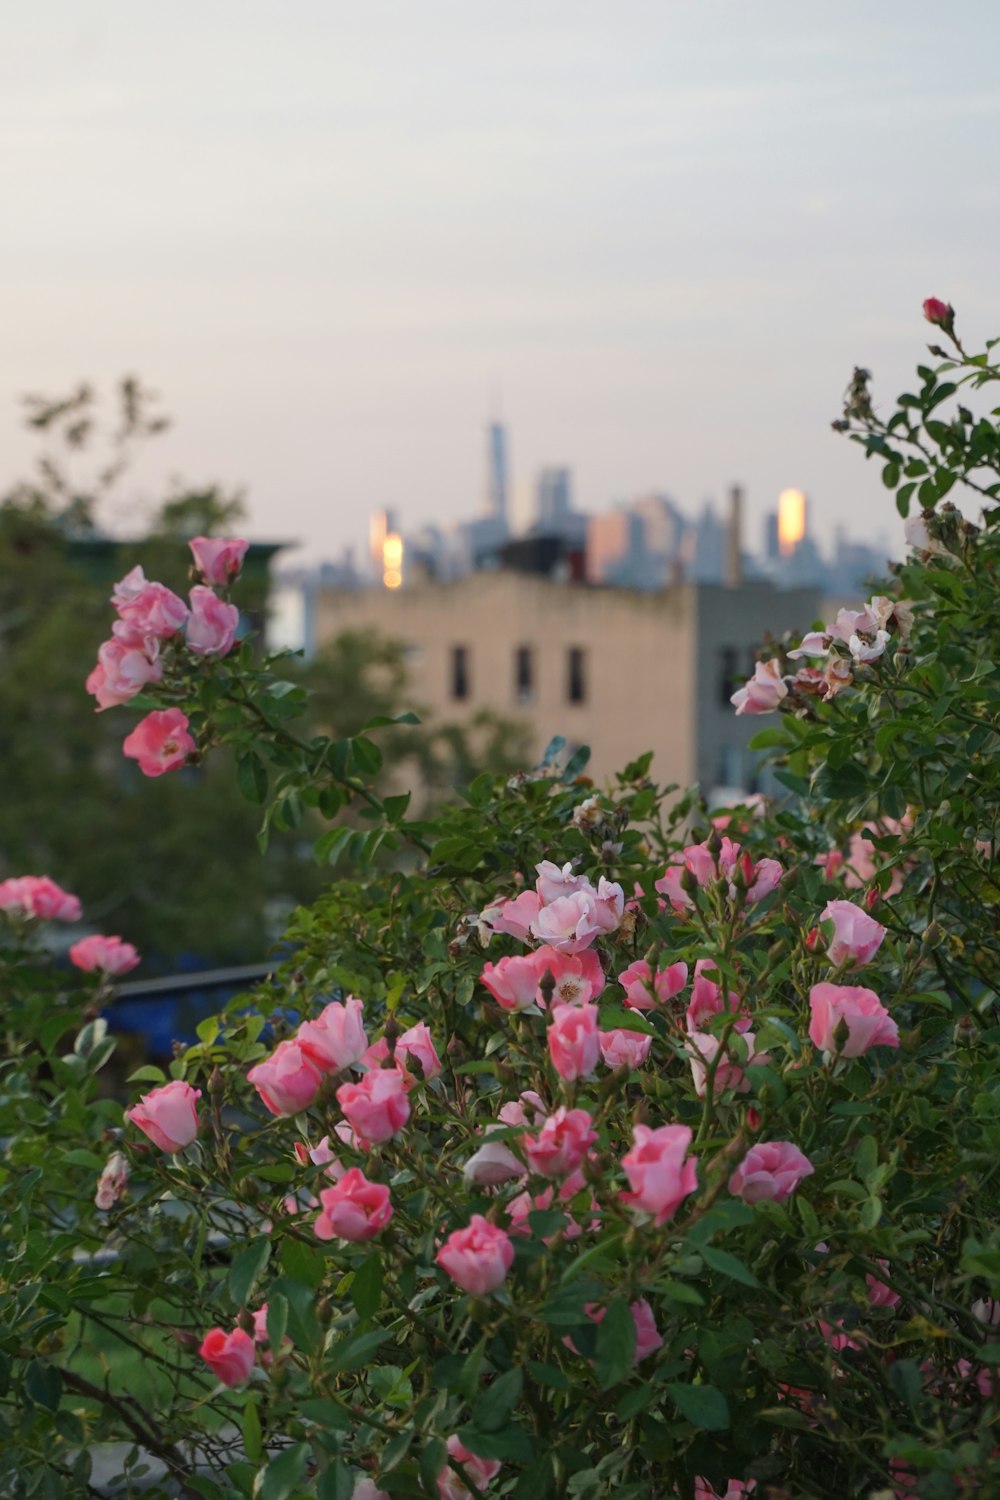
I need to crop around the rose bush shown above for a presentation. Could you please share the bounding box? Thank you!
[1,310,1000,1498]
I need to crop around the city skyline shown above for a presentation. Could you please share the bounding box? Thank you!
[2,2,998,564]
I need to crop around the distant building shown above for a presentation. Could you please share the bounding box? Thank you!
[778,488,808,557]
[486,422,509,527]
[313,572,820,798]
[687,503,726,583]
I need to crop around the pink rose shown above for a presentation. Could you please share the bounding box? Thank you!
[436,1214,514,1296]
[297,997,368,1072]
[198,1327,255,1387]
[591,877,625,934]
[353,1481,390,1500]
[620,1123,698,1226]
[337,1067,411,1146]
[820,900,886,967]
[618,958,688,1011]
[866,1261,901,1309]
[535,945,606,1006]
[685,959,750,1034]
[481,952,547,1011]
[731,658,787,715]
[189,535,249,585]
[314,1167,392,1241]
[94,1151,129,1211]
[126,1079,201,1153]
[481,890,541,942]
[599,1028,652,1070]
[531,890,604,953]
[111,564,149,608]
[437,1434,501,1500]
[547,1003,600,1081]
[498,1091,547,1129]
[922,296,953,328]
[741,854,783,905]
[247,1039,324,1116]
[534,859,591,905]
[86,637,163,709]
[122,708,196,777]
[251,1303,294,1359]
[654,842,715,911]
[808,982,899,1059]
[629,1297,663,1362]
[352,1481,390,1500]
[0,875,81,922]
[69,934,140,977]
[522,1106,597,1178]
[395,1022,442,1080]
[728,1140,814,1204]
[688,1029,767,1098]
[115,579,188,639]
[186,585,240,656]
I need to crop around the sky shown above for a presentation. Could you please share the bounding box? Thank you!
[1,1,998,565]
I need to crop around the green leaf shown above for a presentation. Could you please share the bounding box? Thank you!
[594,1298,636,1390]
[888,1359,922,1411]
[351,735,383,775]
[24,1360,62,1412]
[597,1006,656,1036]
[126,1065,168,1085]
[228,1237,271,1307]
[327,1327,393,1374]
[747,726,793,751]
[699,1246,759,1288]
[260,1442,309,1500]
[525,1360,569,1390]
[268,1277,319,1352]
[351,1252,383,1321]
[280,1235,325,1290]
[420,1438,448,1493]
[263,1300,288,1371]
[456,1423,537,1463]
[564,743,591,778]
[368,1364,413,1408]
[236,752,268,805]
[473,1367,523,1432]
[316,1460,355,1500]
[242,1398,263,1466]
[666,1381,730,1430]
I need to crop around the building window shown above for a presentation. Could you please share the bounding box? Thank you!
[567,646,586,704]
[451,645,470,701]
[515,646,534,705]
[719,646,740,707]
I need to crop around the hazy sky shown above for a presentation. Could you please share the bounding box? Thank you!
[2,1,998,564]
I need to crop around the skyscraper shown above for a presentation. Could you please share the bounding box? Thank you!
[537,467,572,529]
[486,422,508,527]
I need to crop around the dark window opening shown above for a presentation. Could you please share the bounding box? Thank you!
[567,646,586,704]
[451,645,470,701]
[719,646,740,707]
[515,645,534,704]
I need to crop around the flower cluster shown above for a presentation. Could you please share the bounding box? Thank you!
[85,534,247,776]
[731,593,912,714]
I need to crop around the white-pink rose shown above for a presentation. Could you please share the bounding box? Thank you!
[731,658,787,715]
[728,1140,814,1204]
[186,585,240,656]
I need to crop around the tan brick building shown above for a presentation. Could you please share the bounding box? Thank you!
[313,573,820,796]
